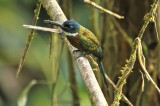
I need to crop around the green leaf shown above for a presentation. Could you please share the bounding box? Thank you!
[17,80,37,106]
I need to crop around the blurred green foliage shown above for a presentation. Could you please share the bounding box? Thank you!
[0,0,91,106]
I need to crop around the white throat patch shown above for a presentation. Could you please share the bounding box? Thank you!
[64,31,78,37]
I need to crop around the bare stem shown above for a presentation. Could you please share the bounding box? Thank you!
[16,3,41,77]
[137,38,160,94]
[111,18,133,47]
[23,25,61,33]
[84,0,124,19]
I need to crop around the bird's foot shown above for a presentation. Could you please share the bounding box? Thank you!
[60,32,65,39]
[73,50,81,54]
[73,50,86,60]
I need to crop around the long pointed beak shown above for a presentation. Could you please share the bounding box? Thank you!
[44,20,63,28]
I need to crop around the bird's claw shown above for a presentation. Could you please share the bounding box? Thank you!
[73,50,80,54]
[72,50,86,60]
[60,32,65,39]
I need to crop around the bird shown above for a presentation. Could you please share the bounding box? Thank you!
[44,20,109,94]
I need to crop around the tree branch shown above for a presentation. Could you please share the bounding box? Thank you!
[17,3,41,77]
[137,38,160,94]
[23,25,61,33]
[38,0,108,105]
[84,0,124,19]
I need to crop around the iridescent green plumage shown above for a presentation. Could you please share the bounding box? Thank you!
[66,25,103,59]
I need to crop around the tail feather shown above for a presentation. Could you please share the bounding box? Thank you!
[98,60,109,96]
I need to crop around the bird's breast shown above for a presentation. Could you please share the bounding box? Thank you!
[66,35,82,50]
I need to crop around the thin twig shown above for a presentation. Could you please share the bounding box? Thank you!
[84,0,124,19]
[87,55,99,71]
[137,38,160,94]
[23,25,61,33]
[112,18,133,47]
[139,70,144,92]
[104,74,133,106]
[16,3,41,77]
[154,20,159,41]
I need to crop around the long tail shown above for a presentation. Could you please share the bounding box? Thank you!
[98,60,109,96]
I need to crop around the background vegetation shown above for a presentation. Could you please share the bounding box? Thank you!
[0,0,159,106]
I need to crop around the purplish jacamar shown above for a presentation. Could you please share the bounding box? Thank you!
[44,20,109,93]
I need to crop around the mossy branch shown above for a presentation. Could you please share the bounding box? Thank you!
[111,38,138,106]
[87,56,133,106]
[112,0,159,105]
[17,3,41,77]
[138,0,159,39]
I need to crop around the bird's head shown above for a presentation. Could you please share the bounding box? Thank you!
[62,20,80,33]
[44,20,80,34]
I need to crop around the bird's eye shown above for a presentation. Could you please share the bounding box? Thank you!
[65,24,73,29]
[69,26,73,28]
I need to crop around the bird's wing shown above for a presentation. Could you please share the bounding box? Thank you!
[80,30,100,52]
